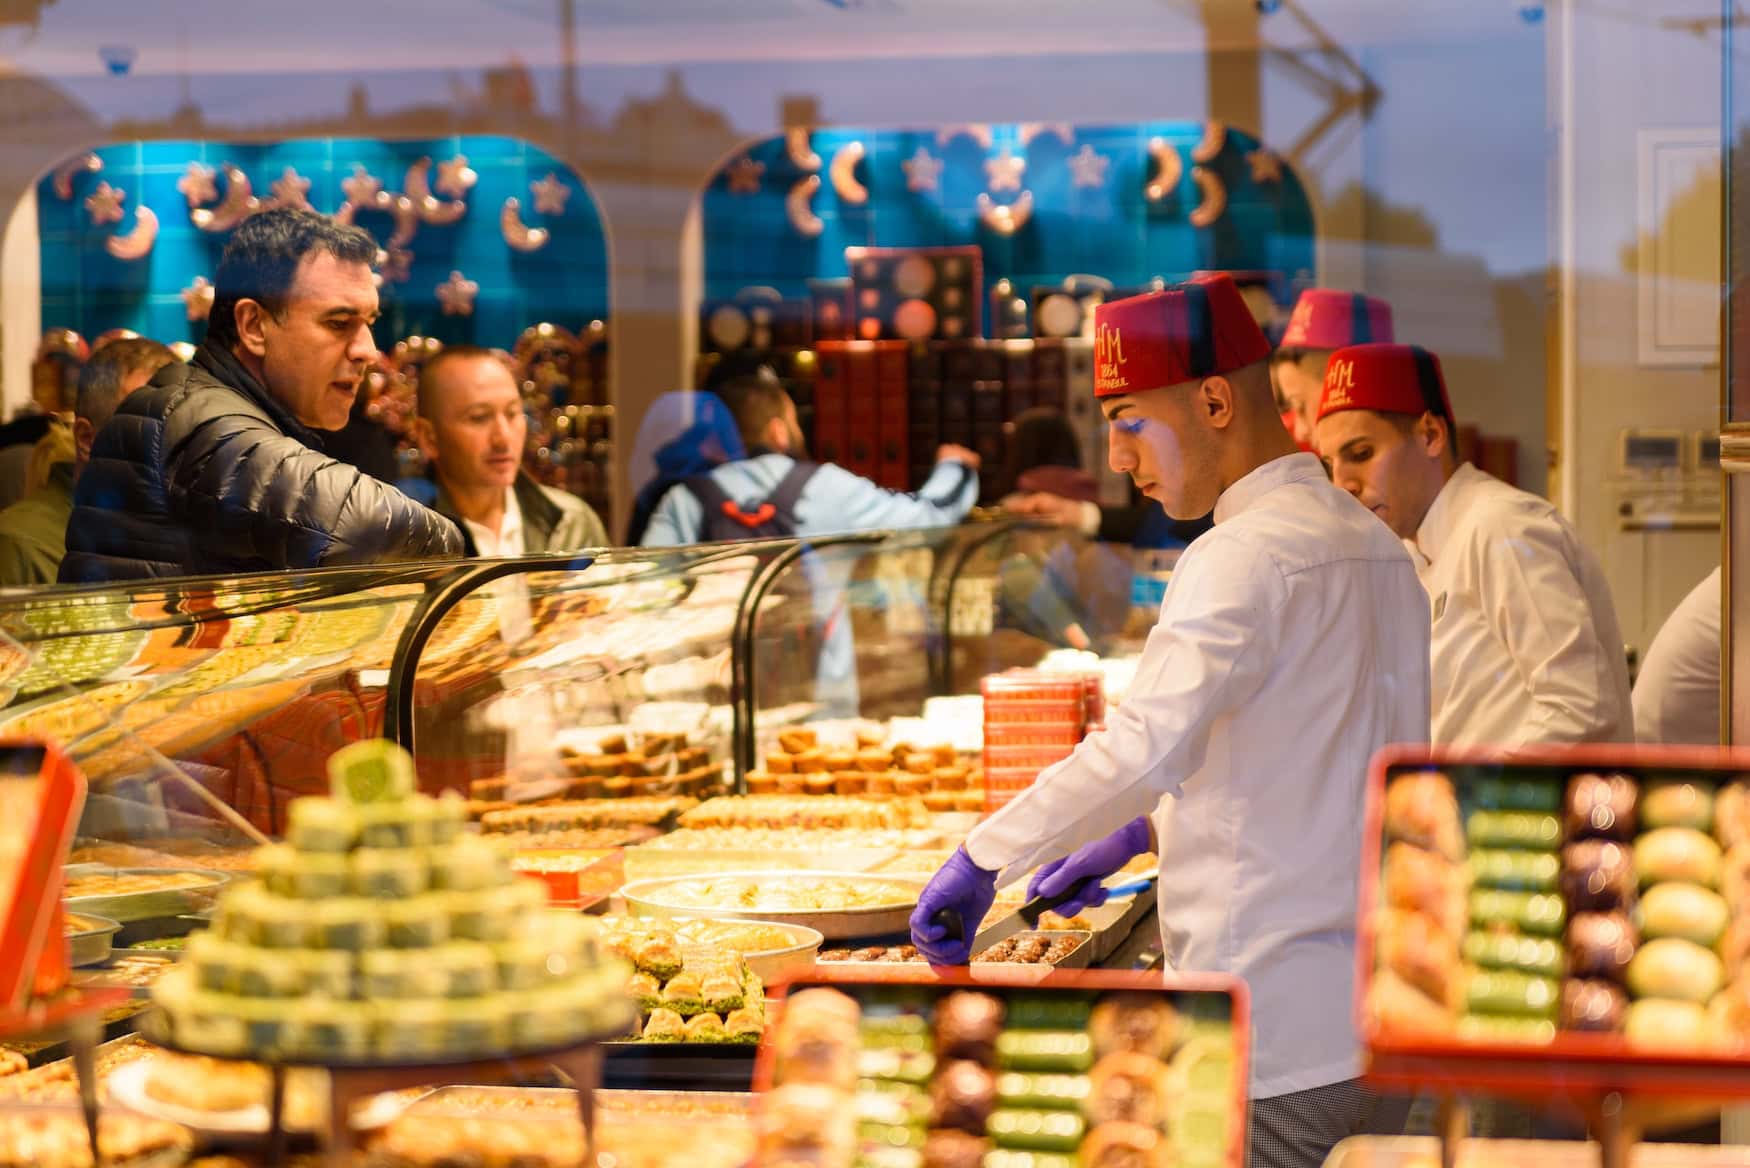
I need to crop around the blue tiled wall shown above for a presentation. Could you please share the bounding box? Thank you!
[38,135,609,350]
[702,122,1315,315]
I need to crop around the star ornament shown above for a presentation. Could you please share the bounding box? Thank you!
[435,154,478,199]
[530,172,570,217]
[985,147,1026,193]
[726,156,765,195]
[341,164,384,207]
[1067,144,1110,190]
[269,166,311,210]
[176,162,217,207]
[1245,149,1283,184]
[181,276,214,322]
[84,181,126,226]
[436,269,479,316]
[375,247,413,286]
[901,147,945,194]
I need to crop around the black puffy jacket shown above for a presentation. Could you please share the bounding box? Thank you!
[60,344,464,582]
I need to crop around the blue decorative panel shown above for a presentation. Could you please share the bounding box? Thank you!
[702,122,1315,319]
[37,136,609,350]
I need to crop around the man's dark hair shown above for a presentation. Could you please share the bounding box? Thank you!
[206,209,378,350]
[718,367,792,452]
[76,337,174,432]
[417,344,511,420]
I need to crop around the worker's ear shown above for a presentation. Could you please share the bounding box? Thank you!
[1195,375,1237,431]
[73,416,95,466]
[1415,411,1450,462]
[233,299,272,360]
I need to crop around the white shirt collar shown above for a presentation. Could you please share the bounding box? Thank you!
[461,484,523,558]
[1212,452,1327,525]
[1413,461,1484,565]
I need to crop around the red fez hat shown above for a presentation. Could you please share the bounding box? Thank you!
[1317,342,1456,429]
[1091,274,1271,398]
[1280,289,1395,351]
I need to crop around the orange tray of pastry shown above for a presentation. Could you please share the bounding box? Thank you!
[751,967,1250,1168]
[1359,742,1750,1102]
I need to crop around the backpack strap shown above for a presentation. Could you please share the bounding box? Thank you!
[766,460,821,525]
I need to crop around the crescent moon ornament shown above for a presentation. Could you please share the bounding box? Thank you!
[191,165,259,232]
[1189,166,1227,227]
[500,197,549,252]
[785,128,821,171]
[404,157,468,225]
[384,194,420,249]
[785,175,824,238]
[51,153,102,200]
[105,205,158,261]
[828,142,868,205]
[936,124,994,150]
[1192,120,1226,163]
[1144,137,1183,202]
[1018,122,1074,147]
[977,190,1033,236]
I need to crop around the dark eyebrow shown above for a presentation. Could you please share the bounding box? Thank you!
[320,306,378,322]
[1337,438,1371,459]
[1102,402,1133,422]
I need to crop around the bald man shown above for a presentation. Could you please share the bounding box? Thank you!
[414,345,607,557]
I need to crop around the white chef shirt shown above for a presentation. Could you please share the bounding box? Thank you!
[967,453,1430,1099]
[1633,566,1720,745]
[461,486,524,559]
[1412,462,1632,747]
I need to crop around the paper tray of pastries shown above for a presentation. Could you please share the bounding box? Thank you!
[814,930,1094,984]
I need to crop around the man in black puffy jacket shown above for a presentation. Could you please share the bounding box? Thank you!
[61,210,464,582]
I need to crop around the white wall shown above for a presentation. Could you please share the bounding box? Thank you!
[0,188,39,419]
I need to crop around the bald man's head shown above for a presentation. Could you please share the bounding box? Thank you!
[415,347,527,495]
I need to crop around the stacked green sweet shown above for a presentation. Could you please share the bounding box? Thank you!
[152,739,633,1063]
[1457,778,1568,1041]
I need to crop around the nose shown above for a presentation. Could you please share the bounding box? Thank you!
[1107,425,1135,475]
[1330,462,1363,497]
[347,322,378,365]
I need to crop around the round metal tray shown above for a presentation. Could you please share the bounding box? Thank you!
[620,872,922,941]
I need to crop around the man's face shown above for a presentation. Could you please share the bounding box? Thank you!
[1273,352,1329,449]
[1102,383,1219,521]
[426,356,528,493]
[253,251,379,431]
[1314,409,1443,539]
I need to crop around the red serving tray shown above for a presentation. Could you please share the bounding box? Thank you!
[754,967,1251,1168]
[1357,742,1750,1103]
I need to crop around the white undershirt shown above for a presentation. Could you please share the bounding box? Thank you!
[461,485,524,559]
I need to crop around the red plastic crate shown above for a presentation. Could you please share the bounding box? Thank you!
[982,722,1084,748]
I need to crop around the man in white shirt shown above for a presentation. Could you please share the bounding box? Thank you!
[1314,342,1632,745]
[910,275,1431,1168]
[414,346,608,557]
[1634,566,1721,745]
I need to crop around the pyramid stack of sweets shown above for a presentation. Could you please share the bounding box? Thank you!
[152,739,634,1063]
[746,726,984,814]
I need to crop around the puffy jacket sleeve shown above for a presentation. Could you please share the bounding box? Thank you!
[169,409,464,569]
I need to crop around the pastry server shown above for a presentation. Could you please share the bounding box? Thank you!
[911,274,1432,1168]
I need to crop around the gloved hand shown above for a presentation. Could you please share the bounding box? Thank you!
[910,846,998,966]
[1027,816,1153,919]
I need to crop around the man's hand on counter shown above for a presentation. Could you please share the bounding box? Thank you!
[1003,491,1101,537]
[936,443,982,469]
[909,846,998,966]
[1026,817,1153,918]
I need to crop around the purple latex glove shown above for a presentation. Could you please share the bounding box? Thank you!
[909,846,998,966]
[1026,816,1152,918]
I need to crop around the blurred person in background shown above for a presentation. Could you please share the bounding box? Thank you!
[0,338,173,587]
[624,389,745,546]
[1272,288,1394,450]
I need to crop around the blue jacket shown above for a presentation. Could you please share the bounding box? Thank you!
[640,453,979,546]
